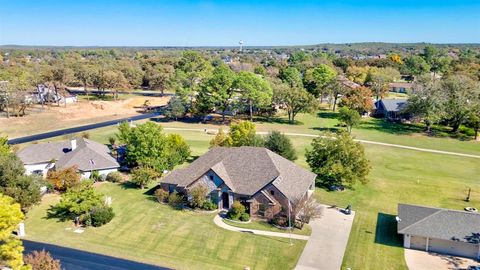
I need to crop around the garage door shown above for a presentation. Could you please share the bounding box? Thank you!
[410,236,427,250]
[428,238,479,259]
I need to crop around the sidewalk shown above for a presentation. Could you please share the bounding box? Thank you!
[295,206,355,270]
[212,214,310,241]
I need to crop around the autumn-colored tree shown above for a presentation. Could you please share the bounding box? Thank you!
[338,86,374,114]
[24,250,61,270]
[47,166,81,191]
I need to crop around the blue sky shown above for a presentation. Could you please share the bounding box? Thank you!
[0,0,479,46]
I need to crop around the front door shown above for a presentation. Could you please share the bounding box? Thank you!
[222,192,229,209]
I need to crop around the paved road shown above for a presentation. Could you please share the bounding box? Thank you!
[295,206,355,270]
[8,113,158,145]
[67,89,174,98]
[23,240,169,270]
[213,213,309,240]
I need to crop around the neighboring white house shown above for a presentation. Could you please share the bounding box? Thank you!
[17,138,119,179]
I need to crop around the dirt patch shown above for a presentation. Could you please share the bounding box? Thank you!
[0,95,170,138]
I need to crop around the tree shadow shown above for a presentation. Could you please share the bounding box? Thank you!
[317,111,338,119]
[429,252,473,270]
[253,116,303,126]
[359,119,423,135]
[120,181,139,190]
[310,127,340,133]
[374,213,403,247]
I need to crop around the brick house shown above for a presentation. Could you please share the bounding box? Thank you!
[160,147,316,219]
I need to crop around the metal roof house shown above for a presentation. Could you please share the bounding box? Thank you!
[397,204,480,259]
[17,138,119,179]
[161,146,316,219]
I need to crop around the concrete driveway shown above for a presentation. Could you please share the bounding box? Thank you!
[295,206,355,270]
[405,249,480,270]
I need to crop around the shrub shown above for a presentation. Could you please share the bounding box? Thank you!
[130,166,159,189]
[24,249,61,270]
[47,166,81,191]
[188,185,208,208]
[106,171,123,183]
[154,188,169,203]
[227,201,246,220]
[90,206,115,227]
[168,191,184,209]
[201,200,217,211]
[90,170,101,181]
[239,212,250,222]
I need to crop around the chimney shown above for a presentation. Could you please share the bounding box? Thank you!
[71,139,77,151]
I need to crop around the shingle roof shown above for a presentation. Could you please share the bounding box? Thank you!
[397,204,480,244]
[379,99,408,112]
[162,147,316,201]
[17,138,119,171]
[17,141,71,164]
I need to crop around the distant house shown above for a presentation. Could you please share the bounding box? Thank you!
[337,75,360,89]
[17,138,119,178]
[374,99,409,120]
[161,147,316,219]
[397,204,480,260]
[389,82,413,93]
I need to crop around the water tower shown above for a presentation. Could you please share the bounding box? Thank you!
[239,40,244,52]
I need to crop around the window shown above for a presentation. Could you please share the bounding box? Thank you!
[209,174,214,181]
[270,190,275,196]
[259,204,268,216]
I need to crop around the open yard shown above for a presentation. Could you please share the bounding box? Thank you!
[18,111,480,270]
[23,183,306,270]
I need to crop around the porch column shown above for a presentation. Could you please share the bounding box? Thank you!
[425,237,429,252]
[403,234,411,248]
[217,190,222,209]
[228,192,233,209]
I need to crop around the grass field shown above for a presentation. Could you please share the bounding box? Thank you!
[20,111,480,270]
[24,183,306,270]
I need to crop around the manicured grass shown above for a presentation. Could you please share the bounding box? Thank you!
[24,183,306,270]
[315,144,480,270]
[222,218,312,236]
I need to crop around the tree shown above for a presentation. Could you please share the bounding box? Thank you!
[0,154,42,210]
[279,67,303,88]
[338,107,361,134]
[0,136,10,156]
[209,128,231,147]
[73,63,94,101]
[346,66,370,85]
[46,166,81,191]
[196,64,236,121]
[165,134,191,168]
[402,56,431,76]
[228,121,264,147]
[188,185,208,209]
[295,196,324,226]
[24,250,61,270]
[0,194,28,270]
[146,63,175,95]
[264,131,297,161]
[273,82,318,123]
[50,64,74,107]
[365,67,400,100]
[234,71,273,121]
[306,132,370,187]
[441,75,480,133]
[103,70,130,100]
[328,79,348,112]
[48,181,103,221]
[116,122,187,172]
[466,108,480,140]
[406,75,446,132]
[130,166,159,189]
[164,96,186,120]
[338,86,374,114]
[304,64,337,99]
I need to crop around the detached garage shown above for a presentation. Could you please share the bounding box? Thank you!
[397,204,480,260]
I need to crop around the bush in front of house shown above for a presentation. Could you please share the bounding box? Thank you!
[89,206,115,227]
[24,250,61,270]
[227,201,246,220]
[106,171,123,183]
[188,185,208,209]
[201,200,217,211]
[239,212,250,222]
[167,191,184,209]
[154,188,169,203]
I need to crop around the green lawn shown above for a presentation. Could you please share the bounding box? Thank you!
[20,111,480,270]
[222,218,312,236]
[24,183,306,270]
